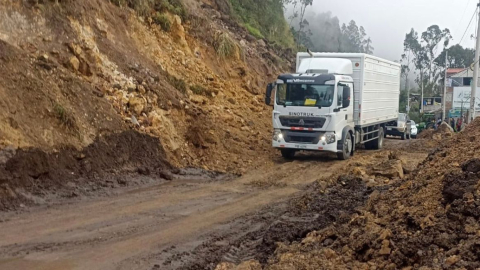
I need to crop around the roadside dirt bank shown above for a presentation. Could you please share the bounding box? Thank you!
[0,130,174,211]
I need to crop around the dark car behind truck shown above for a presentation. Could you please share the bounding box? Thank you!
[385,113,412,140]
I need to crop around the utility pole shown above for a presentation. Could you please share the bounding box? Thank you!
[406,75,410,113]
[443,49,448,121]
[469,0,480,123]
[421,75,424,113]
[406,52,411,114]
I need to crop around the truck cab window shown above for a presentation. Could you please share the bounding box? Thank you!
[276,83,335,107]
[276,84,287,104]
[337,85,343,106]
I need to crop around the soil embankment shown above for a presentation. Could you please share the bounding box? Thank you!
[0,131,172,210]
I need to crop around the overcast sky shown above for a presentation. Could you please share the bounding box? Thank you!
[309,0,479,61]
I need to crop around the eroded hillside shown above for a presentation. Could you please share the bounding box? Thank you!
[0,0,293,175]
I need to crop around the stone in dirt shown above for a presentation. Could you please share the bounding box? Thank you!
[68,56,80,71]
[128,96,146,115]
[371,159,404,179]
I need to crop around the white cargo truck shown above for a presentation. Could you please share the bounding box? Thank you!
[265,52,401,160]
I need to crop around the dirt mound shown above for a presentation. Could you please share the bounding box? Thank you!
[0,131,171,210]
[260,119,480,269]
[418,122,454,140]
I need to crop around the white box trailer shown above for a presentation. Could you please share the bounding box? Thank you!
[296,53,401,127]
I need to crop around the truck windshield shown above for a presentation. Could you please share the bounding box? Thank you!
[276,84,335,107]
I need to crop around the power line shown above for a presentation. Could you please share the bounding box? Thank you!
[459,6,478,45]
[455,0,473,34]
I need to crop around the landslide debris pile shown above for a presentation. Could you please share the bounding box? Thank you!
[418,122,454,140]
[262,119,480,269]
[188,150,425,270]
[0,131,172,210]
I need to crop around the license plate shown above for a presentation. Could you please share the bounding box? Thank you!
[387,127,392,131]
[295,145,307,149]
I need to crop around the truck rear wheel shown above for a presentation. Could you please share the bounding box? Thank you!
[281,149,296,159]
[372,128,384,150]
[337,132,352,160]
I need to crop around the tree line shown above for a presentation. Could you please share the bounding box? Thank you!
[285,0,374,53]
[401,25,475,107]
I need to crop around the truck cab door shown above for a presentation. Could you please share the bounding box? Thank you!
[336,83,354,128]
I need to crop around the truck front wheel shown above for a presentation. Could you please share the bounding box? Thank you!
[337,132,352,160]
[281,149,296,159]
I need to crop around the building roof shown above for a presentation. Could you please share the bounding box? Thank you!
[447,68,467,76]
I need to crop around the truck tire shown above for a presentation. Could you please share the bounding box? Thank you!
[281,149,296,159]
[337,132,352,160]
[372,128,384,150]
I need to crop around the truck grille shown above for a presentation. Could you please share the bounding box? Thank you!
[282,130,323,144]
[279,116,326,128]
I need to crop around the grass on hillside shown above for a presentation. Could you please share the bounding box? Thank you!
[214,32,240,59]
[153,12,171,31]
[245,24,264,39]
[53,102,78,131]
[228,0,295,48]
[110,0,186,20]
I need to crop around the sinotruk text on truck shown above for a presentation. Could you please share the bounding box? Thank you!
[265,52,401,160]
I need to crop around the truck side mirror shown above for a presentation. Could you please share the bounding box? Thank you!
[342,86,351,108]
[265,83,273,105]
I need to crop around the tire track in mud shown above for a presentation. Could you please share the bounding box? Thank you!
[174,175,374,269]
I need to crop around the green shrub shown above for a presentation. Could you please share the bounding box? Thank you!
[190,84,211,96]
[154,12,171,31]
[155,0,186,19]
[214,32,237,59]
[53,102,78,131]
[245,24,264,39]
[166,74,187,94]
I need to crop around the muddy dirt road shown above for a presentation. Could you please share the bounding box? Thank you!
[0,140,428,270]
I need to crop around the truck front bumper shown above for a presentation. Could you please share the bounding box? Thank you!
[272,140,339,153]
[386,127,406,136]
[271,129,340,153]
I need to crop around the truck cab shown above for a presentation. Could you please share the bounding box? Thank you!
[266,72,354,159]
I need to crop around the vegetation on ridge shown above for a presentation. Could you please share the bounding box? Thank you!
[228,0,295,48]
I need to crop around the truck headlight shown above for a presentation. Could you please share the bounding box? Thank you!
[323,134,336,144]
[273,130,283,141]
